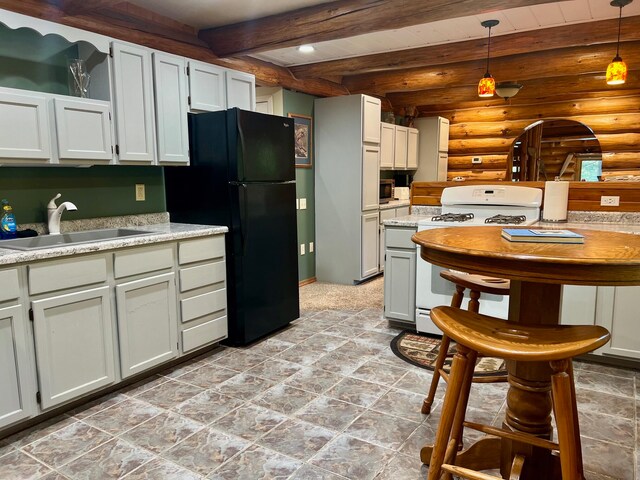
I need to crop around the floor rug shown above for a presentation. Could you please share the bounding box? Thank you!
[299,276,383,311]
[390,330,507,377]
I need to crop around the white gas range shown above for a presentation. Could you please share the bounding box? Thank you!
[415,185,543,335]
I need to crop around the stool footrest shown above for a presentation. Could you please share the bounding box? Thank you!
[463,421,559,451]
[441,464,501,480]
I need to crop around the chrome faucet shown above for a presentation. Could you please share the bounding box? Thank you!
[47,193,78,235]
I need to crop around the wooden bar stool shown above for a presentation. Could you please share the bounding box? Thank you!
[426,306,610,480]
[421,270,510,415]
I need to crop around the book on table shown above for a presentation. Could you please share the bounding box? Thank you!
[501,228,585,244]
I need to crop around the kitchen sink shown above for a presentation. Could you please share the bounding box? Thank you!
[0,228,156,251]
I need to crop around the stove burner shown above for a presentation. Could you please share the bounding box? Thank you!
[431,213,475,223]
[485,214,527,225]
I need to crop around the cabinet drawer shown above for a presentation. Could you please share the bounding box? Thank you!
[181,289,226,323]
[182,316,227,352]
[0,269,20,302]
[386,227,417,249]
[179,235,225,265]
[179,261,225,293]
[29,256,107,295]
[114,245,173,279]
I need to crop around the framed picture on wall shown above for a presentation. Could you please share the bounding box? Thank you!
[289,113,312,168]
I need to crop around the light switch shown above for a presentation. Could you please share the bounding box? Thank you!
[300,244,305,255]
[300,198,307,210]
[135,184,145,201]
[309,242,314,253]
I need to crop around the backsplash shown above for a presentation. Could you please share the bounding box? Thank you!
[0,166,166,224]
[19,212,170,235]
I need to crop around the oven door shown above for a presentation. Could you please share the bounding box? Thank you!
[415,225,509,335]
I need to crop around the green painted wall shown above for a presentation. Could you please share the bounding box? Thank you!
[0,166,166,224]
[283,90,316,283]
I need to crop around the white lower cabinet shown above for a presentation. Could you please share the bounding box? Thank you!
[116,273,178,379]
[384,226,417,323]
[559,285,597,326]
[0,305,36,429]
[596,286,640,359]
[31,286,115,410]
[1,234,228,433]
[178,236,228,353]
[361,212,380,279]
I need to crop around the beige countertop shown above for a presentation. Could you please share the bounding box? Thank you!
[384,211,640,235]
[379,199,411,210]
[0,222,227,266]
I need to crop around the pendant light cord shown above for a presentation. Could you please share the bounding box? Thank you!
[486,26,492,74]
[616,5,622,57]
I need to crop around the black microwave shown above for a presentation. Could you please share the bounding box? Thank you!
[379,179,395,204]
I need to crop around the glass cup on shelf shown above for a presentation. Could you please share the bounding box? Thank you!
[67,58,91,98]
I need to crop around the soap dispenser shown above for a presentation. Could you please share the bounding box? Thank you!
[0,199,17,239]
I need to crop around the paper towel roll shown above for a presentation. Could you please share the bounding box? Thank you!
[543,180,569,222]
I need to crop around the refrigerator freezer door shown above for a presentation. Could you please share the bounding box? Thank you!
[226,182,299,345]
[230,109,295,183]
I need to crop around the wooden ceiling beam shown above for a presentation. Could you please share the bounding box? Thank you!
[344,42,640,95]
[90,2,207,48]
[388,72,640,108]
[417,94,640,122]
[198,0,566,57]
[291,16,640,78]
[0,0,348,98]
[47,0,124,16]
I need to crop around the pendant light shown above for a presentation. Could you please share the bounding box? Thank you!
[606,0,632,85]
[495,81,523,100]
[478,19,499,97]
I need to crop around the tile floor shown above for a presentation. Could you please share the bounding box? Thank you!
[1,308,638,479]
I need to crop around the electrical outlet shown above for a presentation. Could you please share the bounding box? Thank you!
[600,195,620,206]
[300,244,305,255]
[300,198,307,210]
[135,184,145,201]
[471,156,483,164]
[309,242,314,253]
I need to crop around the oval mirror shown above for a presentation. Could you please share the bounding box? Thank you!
[507,119,602,181]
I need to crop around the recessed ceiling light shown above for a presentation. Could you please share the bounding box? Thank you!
[297,45,315,53]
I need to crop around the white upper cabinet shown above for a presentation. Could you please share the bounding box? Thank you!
[362,145,380,211]
[362,95,381,144]
[0,89,51,163]
[153,52,189,165]
[188,60,226,112]
[53,97,113,163]
[394,126,408,169]
[111,41,156,164]
[226,70,256,111]
[407,128,419,170]
[380,122,395,169]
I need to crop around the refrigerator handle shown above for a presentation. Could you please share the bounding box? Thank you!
[239,185,248,255]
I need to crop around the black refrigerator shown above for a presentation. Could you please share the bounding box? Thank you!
[164,108,300,346]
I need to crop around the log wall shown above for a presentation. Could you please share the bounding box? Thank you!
[420,94,640,181]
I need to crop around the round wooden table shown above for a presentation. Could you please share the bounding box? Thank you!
[412,226,640,479]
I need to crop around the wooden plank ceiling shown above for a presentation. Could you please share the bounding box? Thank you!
[16,0,636,111]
